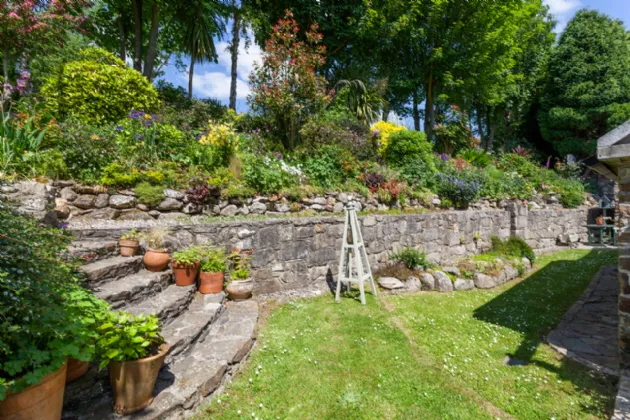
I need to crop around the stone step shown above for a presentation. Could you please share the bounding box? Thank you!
[68,240,118,261]
[162,292,226,364]
[80,256,143,286]
[123,283,196,325]
[92,270,172,309]
[136,300,259,419]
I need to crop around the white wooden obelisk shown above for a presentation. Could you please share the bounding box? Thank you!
[335,203,377,305]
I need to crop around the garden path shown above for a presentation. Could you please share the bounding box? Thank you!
[547,264,619,376]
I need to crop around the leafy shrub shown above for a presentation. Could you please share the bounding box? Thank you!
[0,203,109,398]
[361,171,386,192]
[242,154,299,194]
[41,48,159,124]
[0,107,48,174]
[384,130,434,168]
[135,182,164,207]
[437,174,482,209]
[221,183,256,200]
[200,248,226,273]
[391,247,432,270]
[171,247,202,267]
[299,145,355,189]
[370,120,406,155]
[554,178,585,208]
[186,177,210,205]
[300,111,374,159]
[490,236,536,262]
[96,312,164,369]
[155,80,192,110]
[100,162,138,187]
[456,148,491,168]
[399,160,438,190]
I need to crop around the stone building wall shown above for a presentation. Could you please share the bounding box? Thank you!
[73,208,587,295]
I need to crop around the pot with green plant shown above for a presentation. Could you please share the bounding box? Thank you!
[171,247,201,287]
[119,228,141,257]
[225,250,254,301]
[199,248,226,294]
[97,312,168,415]
[141,227,170,272]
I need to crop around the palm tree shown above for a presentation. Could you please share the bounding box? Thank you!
[181,0,227,99]
[335,79,381,125]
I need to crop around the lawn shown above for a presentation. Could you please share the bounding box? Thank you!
[199,249,618,419]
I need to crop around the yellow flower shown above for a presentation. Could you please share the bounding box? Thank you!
[370,120,406,155]
[90,134,99,140]
[144,114,151,120]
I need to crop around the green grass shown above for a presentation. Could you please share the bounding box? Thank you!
[198,249,618,419]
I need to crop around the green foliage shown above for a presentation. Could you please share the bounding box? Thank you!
[384,130,434,169]
[171,247,203,267]
[490,236,536,262]
[554,178,585,208]
[135,182,164,208]
[41,48,160,124]
[121,229,141,240]
[391,247,432,270]
[96,312,164,370]
[0,108,48,174]
[229,251,251,281]
[242,154,299,194]
[0,203,109,399]
[200,248,226,273]
[299,145,357,189]
[456,148,491,168]
[100,162,138,187]
[539,9,630,157]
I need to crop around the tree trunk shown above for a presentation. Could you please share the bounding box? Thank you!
[475,105,485,149]
[412,90,420,131]
[132,0,143,72]
[487,107,496,151]
[229,4,240,111]
[3,47,9,82]
[188,52,195,99]
[143,1,160,81]
[118,7,127,61]
[424,71,435,140]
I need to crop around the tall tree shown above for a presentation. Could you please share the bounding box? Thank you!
[178,0,226,98]
[539,9,630,157]
[228,0,241,110]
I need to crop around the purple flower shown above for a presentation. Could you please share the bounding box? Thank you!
[143,120,153,127]
[372,129,380,137]
[115,125,123,131]
[58,222,69,230]
[195,134,202,140]
[136,134,143,140]
[19,71,31,79]
[273,151,283,160]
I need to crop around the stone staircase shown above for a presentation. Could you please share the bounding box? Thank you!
[62,239,259,419]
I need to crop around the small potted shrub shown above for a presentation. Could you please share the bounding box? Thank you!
[199,248,226,294]
[141,227,170,272]
[119,228,141,257]
[96,312,168,415]
[171,247,201,287]
[225,250,254,301]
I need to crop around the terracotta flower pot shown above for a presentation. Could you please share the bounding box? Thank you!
[108,344,169,415]
[0,361,67,420]
[119,239,139,257]
[65,358,89,384]
[199,272,224,294]
[226,278,253,301]
[143,249,170,272]
[172,261,200,286]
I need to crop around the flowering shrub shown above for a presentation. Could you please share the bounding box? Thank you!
[248,10,332,149]
[384,130,434,169]
[243,153,300,194]
[199,120,238,166]
[370,120,406,155]
[437,174,482,208]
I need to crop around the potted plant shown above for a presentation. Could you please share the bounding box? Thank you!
[199,248,226,294]
[141,227,170,272]
[119,229,141,257]
[96,312,168,415]
[225,250,254,301]
[171,247,202,287]
[596,215,605,225]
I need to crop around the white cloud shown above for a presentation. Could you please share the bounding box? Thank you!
[178,71,250,100]
[543,0,581,33]
[216,32,263,81]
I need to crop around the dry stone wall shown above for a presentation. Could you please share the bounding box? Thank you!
[526,208,588,250]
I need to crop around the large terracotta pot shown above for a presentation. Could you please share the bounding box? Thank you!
[199,272,224,294]
[0,361,67,420]
[226,278,253,301]
[143,249,170,272]
[108,344,169,415]
[119,239,139,257]
[65,358,89,384]
[172,261,200,286]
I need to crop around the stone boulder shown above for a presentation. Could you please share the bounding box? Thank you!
[110,194,137,209]
[473,273,497,289]
[454,278,474,291]
[54,198,70,219]
[378,277,404,290]
[73,195,96,209]
[220,204,238,217]
[60,187,77,201]
[164,189,186,200]
[420,273,435,291]
[94,193,110,208]
[521,257,532,270]
[433,271,453,292]
[442,266,460,276]
[157,197,184,211]
[404,276,421,292]
[503,264,519,281]
[250,202,267,214]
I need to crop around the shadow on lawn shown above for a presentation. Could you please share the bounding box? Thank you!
[473,249,618,413]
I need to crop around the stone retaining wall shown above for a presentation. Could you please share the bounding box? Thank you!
[526,208,589,250]
[73,207,587,295]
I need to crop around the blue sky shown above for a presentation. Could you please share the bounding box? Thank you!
[160,0,630,114]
